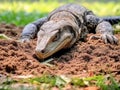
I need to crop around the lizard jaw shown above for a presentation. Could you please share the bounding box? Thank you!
[35,37,71,59]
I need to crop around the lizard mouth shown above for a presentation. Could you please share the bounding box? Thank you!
[35,37,71,59]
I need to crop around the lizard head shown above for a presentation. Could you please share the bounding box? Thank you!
[35,20,76,59]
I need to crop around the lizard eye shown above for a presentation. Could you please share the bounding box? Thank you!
[52,33,60,42]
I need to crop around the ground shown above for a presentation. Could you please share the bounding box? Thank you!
[0,23,120,87]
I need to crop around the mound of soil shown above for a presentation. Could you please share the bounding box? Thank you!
[0,23,120,82]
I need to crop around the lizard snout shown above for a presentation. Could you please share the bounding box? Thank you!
[35,48,47,59]
[35,48,45,53]
[35,45,46,54]
[41,49,45,53]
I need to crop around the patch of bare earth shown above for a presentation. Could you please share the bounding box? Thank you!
[0,23,120,84]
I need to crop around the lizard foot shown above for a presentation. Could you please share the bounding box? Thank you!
[89,34,118,45]
[18,37,30,43]
[101,33,118,45]
[17,36,30,43]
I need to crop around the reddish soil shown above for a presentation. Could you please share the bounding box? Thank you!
[0,23,120,82]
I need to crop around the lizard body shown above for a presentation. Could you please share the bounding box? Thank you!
[20,4,119,59]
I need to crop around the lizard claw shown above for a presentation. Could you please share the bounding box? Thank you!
[18,38,30,43]
[89,35,101,40]
[101,33,118,44]
[89,34,118,45]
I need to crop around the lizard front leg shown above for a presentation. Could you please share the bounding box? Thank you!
[95,21,118,44]
[19,17,47,43]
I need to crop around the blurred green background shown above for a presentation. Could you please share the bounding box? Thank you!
[0,0,120,26]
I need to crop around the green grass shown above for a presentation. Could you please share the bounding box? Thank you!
[0,1,62,26]
[0,75,119,90]
[0,1,120,26]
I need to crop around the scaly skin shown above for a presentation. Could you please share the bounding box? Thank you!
[20,4,119,60]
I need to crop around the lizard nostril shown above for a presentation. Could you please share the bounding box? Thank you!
[41,49,45,53]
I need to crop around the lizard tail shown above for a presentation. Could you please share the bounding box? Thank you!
[102,16,120,25]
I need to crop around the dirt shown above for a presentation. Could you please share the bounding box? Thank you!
[0,23,120,83]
